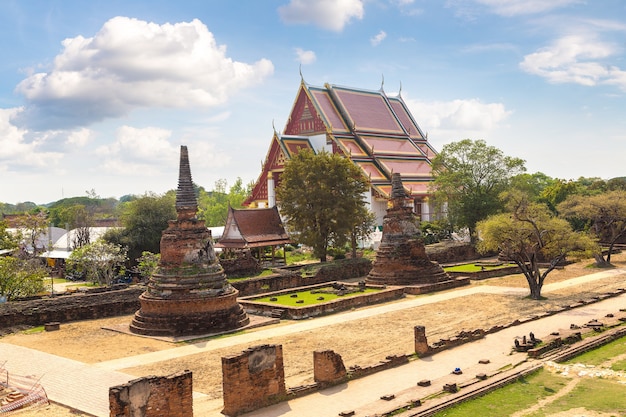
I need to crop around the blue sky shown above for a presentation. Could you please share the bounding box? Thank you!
[1,0,625,205]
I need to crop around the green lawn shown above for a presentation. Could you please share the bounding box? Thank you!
[563,335,626,366]
[433,369,568,417]
[253,287,379,306]
[434,334,626,416]
[443,263,517,273]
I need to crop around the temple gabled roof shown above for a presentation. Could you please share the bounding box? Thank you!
[282,81,437,198]
[215,206,291,249]
[244,132,313,206]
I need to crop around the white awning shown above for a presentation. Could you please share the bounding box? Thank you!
[39,250,72,259]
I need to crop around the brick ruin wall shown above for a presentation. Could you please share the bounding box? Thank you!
[0,286,143,330]
[314,350,347,384]
[109,370,193,417]
[222,344,286,417]
[425,242,481,264]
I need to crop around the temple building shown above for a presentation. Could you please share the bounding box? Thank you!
[215,205,292,267]
[244,79,440,227]
[130,146,249,337]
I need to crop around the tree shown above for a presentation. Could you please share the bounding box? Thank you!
[136,251,160,280]
[198,178,252,226]
[431,139,526,243]
[67,240,128,286]
[277,149,370,262]
[0,220,18,251]
[558,190,626,265]
[509,172,555,202]
[14,211,49,257]
[477,193,597,300]
[106,192,176,264]
[0,257,48,301]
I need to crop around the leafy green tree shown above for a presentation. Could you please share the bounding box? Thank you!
[106,192,176,264]
[0,257,47,300]
[67,240,128,286]
[558,190,626,265]
[136,251,160,280]
[349,207,376,257]
[0,220,18,250]
[477,193,597,300]
[48,195,118,227]
[431,139,526,243]
[539,179,582,213]
[509,172,555,202]
[277,149,370,262]
[607,177,626,191]
[14,211,49,257]
[198,178,252,226]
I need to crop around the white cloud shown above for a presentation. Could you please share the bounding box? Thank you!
[295,48,317,65]
[370,30,387,47]
[94,125,231,176]
[402,97,511,140]
[473,0,582,16]
[278,0,364,32]
[65,128,93,147]
[0,108,64,171]
[14,17,274,130]
[520,34,626,91]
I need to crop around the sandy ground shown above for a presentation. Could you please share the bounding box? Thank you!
[4,253,626,416]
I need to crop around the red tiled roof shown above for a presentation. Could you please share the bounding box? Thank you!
[332,88,404,134]
[216,206,291,249]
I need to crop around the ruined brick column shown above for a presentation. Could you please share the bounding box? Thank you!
[222,345,286,416]
[314,350,347,384]
[130,146,249,337]
[109,370,193,417]
[414,325,430,356]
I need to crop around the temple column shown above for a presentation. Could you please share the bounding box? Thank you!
[421,200,431,221]
[267,171,276,208]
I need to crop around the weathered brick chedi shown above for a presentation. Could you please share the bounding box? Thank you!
[367,173,465,291]
[130,146,249,336]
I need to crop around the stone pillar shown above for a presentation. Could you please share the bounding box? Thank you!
[414,325,430,356]
[222,345,286,417]
[421,200,430,221]
[314,350,347,384]
[267,172,276,208]
[109,370,193,417]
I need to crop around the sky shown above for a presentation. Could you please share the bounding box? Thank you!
[1,0,625,205]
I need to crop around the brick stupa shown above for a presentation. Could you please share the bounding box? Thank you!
[130,146,249,336]
[366,173,467,292]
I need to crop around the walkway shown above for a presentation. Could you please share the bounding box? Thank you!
[0,268,624,417]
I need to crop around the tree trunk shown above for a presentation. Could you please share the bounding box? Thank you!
[594,253,610,267]
[528,279,543,300]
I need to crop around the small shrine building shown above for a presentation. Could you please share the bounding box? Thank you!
[244,79,441,227]
[215,205,292,266]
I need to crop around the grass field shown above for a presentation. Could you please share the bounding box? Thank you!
[433,334,626,416]
[253,287,380,306]
[443,263,517,273]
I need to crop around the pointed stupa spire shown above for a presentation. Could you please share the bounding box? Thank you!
[176,145,198,219]
[391,172,408,200]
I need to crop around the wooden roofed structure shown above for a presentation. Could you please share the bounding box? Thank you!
[215,206,292,266]
[244,79,440,227]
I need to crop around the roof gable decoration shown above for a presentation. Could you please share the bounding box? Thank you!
[285,84,345,135]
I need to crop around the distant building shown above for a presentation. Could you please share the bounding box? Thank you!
[244,80,441,227]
